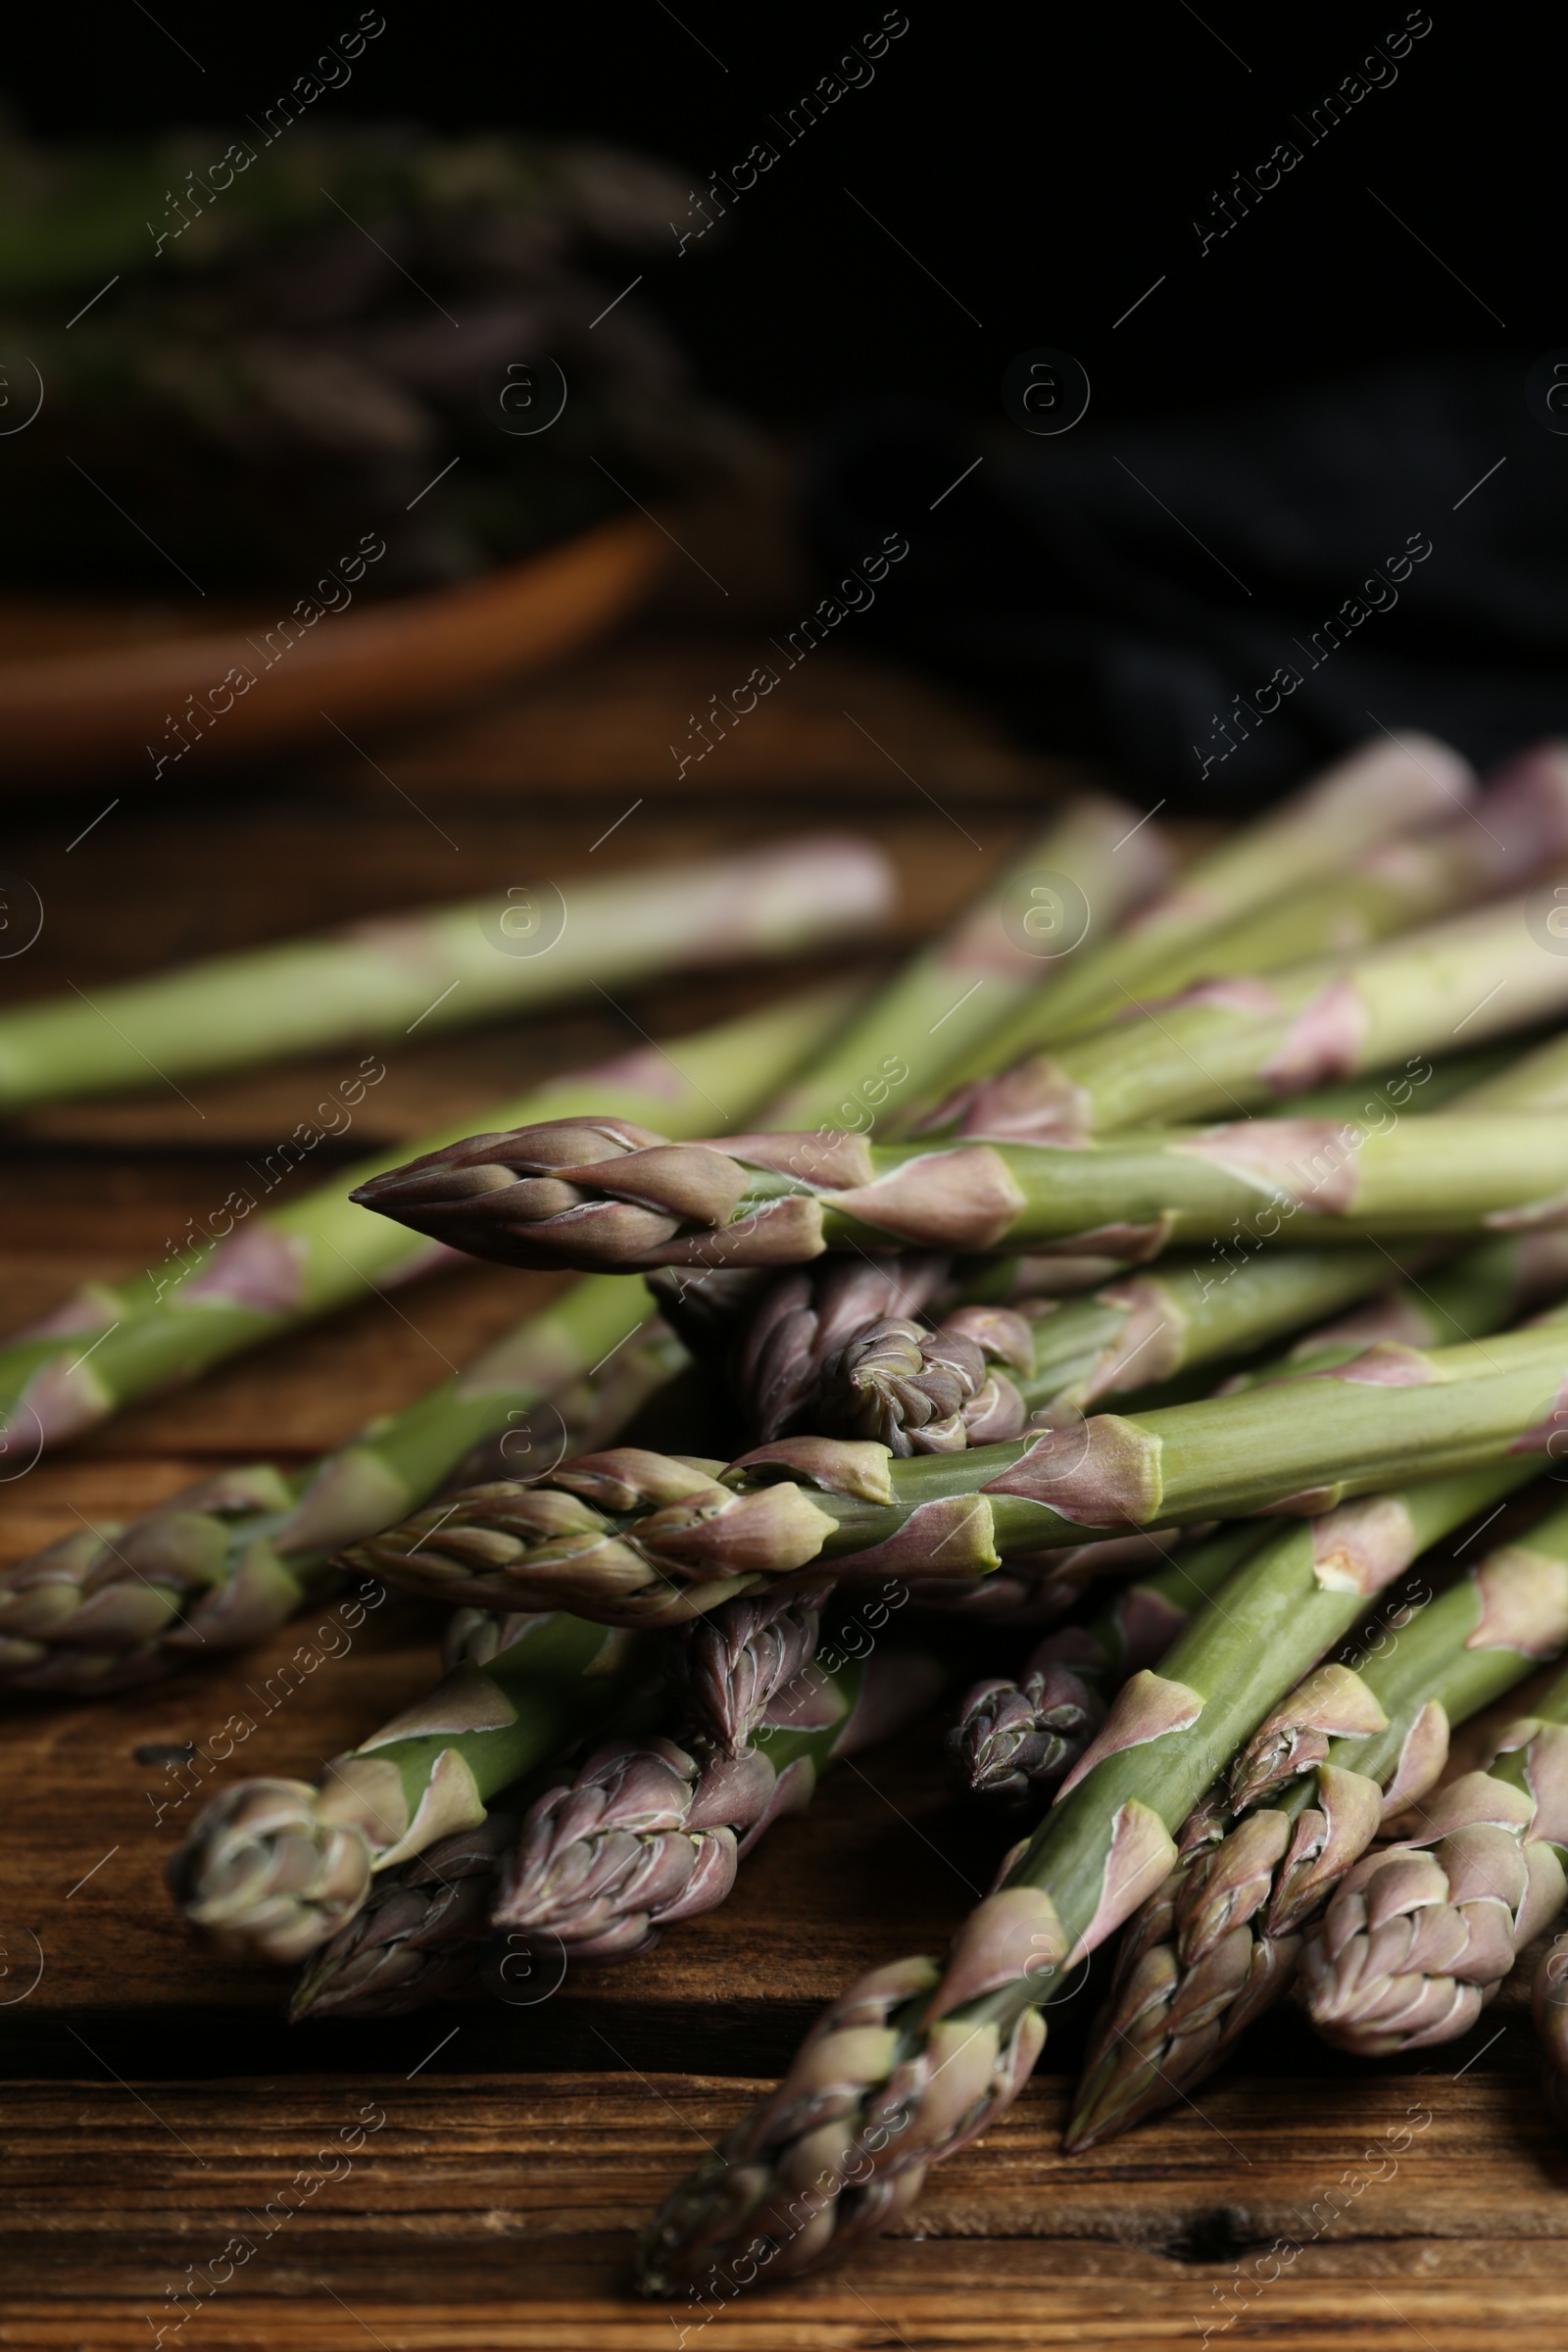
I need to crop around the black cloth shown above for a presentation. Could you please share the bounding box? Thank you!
[806,362,1568,808]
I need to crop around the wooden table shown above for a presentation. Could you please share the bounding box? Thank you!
[1,623,1558,2349]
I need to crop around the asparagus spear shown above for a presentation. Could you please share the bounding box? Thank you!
[350,1107,1568,1273]
[289,1642,945,2019]
[951,1523,1275,1802]
[168,1611,651,1964]
[634,1444,1558,2294]
[943,733,1476,1061]
[283,1809,524,2022]
[1068,1501,1568,2145]
[0,1288,686,1698]
[345,1319,1568,1624]
[808,1305,1032,1455]
[0,981,859,1468]
[664,1579,837,1758]
[491,1644,947,1961]
[0,840,891,1114]
[1531,1929,1568,2122]
[710,1037,1566,1450]
[1299,1650,1568,2053]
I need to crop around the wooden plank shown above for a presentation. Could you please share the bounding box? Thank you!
[0,2073,1564,2347]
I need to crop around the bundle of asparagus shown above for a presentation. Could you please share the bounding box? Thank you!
[131,740,1553,2286]
[165,796,1165,1955]
[46,728,1568,2295]
[1068,1498,1568,2144]
[10,797,1151,1700]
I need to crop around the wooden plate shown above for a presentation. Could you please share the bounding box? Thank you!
[0,514,663,787]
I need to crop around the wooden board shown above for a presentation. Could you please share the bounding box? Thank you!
[0,626,1542,2349]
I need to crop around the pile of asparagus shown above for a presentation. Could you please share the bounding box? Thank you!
[14,745,1568,2298]
[0,115,752,594]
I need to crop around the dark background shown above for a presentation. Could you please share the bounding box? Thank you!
[2,3,1544,429]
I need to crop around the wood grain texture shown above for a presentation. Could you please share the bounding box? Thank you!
[0,627,1532,2348]
[0,2074,1563,2347]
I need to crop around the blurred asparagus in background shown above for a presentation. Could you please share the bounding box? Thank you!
[0,115,755,593]
[936,733,1477,1064]
[0,836,892,1110]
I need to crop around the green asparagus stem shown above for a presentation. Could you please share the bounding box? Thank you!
[1068,1498,1568,2145]
[0,843,893,1115]
[1283,1044,1525,1119]
[943,734,1476,1061]
[1004,1217,1568,1421]
[168,1610,652,1964]
[350,1108,1568,1273]
[762,799,1168,1133]
[919,889,1568,1151]
[0,1285,685,1697]
[1455,1022,1568,1111]
[1300,1648,1568,2053]
[0,982,857,1465]
[345,1318,1568,1624]
[1252,1234,1568,1372]
[1063,761,1568,1022]
[634,1437,1562,2292]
